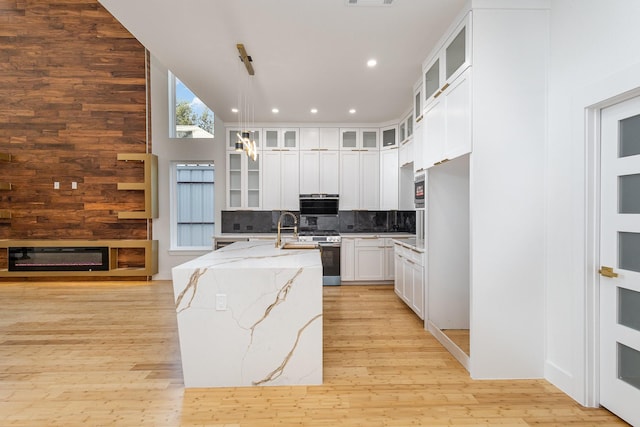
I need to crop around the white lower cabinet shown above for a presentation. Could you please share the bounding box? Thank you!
[394,242,425,319]
[340,237,355,281]
[354,237,385,281]
[342,236,396,282]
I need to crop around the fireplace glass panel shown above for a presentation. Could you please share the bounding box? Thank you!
[9,247,109,271]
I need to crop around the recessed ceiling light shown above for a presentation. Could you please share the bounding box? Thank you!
[349,109,356,114]
[272,108,279,113]
[231,108,238,113]
[367,59,377,67]
[310,108,318,114]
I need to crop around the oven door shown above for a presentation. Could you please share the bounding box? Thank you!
[319,242,341,286]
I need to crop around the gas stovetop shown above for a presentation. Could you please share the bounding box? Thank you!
[297,230,341,243]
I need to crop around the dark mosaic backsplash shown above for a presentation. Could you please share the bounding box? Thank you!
[221,210,415,234]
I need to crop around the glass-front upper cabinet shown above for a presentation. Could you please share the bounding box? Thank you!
[423,11,472,106]
[381,126,397,149]
[414,79,423,124]
[227,128,261,151]
[361,129,379,150]
[340,128,379,150]
[263,128,298,150]
[226,151,261,209]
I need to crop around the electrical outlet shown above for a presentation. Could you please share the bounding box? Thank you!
[215,294,227,311]
[71,182,77,190]
[53,182,60,189]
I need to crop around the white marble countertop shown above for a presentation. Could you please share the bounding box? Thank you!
[178,240,321,271]
[392,236,426,252]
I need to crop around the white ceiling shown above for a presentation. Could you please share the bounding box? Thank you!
[98,0,466,124]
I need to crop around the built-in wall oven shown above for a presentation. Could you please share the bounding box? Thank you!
[414,173,425,209]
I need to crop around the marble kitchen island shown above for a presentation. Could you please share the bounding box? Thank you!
[171,240,323,388]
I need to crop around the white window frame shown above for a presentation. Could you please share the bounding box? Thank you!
[170,161,215,251]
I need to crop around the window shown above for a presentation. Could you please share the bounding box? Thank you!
[168,71,215,138]
[172,163,215,249]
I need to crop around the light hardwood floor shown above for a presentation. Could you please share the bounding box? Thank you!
[0,281,627,426]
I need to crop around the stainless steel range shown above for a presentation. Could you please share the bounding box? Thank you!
[298,194,341,286]
[298,231,341,286]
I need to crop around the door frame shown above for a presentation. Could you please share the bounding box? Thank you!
[581,63,640,407]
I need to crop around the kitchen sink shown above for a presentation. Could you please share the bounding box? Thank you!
[280,241,319,250]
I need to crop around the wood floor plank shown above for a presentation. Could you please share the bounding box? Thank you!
[0,281,628,426]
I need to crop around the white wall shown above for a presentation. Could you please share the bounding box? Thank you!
[150,56,227,280]
[546,0,640,404]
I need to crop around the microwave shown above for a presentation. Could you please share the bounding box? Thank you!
[414,173,425,209]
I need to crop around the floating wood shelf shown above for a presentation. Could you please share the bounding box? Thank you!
[0,239,158,277]
[117,153,158,219]
[0,153,11,162]
[0,183,11,191]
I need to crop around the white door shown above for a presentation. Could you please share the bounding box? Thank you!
[600,96,640,426]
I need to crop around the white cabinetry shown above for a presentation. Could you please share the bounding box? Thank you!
[226,151,261,209]
[381,125,397,149]
[227,128,261,150]
[264,128,298,150]
[300,128,339,194]
[299,150,339,194]
[300,128,340,151]
[423,3,548,379]
[342,236,396,282]
[354,237,385,281]
[423,67,471,168]
[340,151,380,210]
[394,242,425,319]
[262,150,299,210]
[422,12,472,168]
[423,13,471,107]
[341,237,355,281]
[380,148,399,210]
[413,80,426,174]
[340,128,379,150]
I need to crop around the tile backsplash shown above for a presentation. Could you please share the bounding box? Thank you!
[221,210,415,234]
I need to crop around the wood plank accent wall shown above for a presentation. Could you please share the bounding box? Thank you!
[0,0,150,243]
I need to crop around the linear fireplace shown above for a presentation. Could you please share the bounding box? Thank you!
[8,246,110,272]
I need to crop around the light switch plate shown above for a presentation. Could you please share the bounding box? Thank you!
[215,294,227,311]
[53,182,60,189]
[71,182,77,190]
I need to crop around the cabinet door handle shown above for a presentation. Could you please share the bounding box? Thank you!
[406,259,416,265]
[415,115,423,123]
[440,82,450,92]
[433,90,442,99]
[311,148,329,151]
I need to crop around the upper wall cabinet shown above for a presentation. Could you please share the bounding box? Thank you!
[381,125,397,150]
[264,128,298,150]
[227,128,261,151]
[423,12,472,107]
[340,128,379,151]
[300,128,340,150]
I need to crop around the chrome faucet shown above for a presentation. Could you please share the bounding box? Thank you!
[276,211,298,247]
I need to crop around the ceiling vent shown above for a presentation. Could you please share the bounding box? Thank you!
[346,0,394,6]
